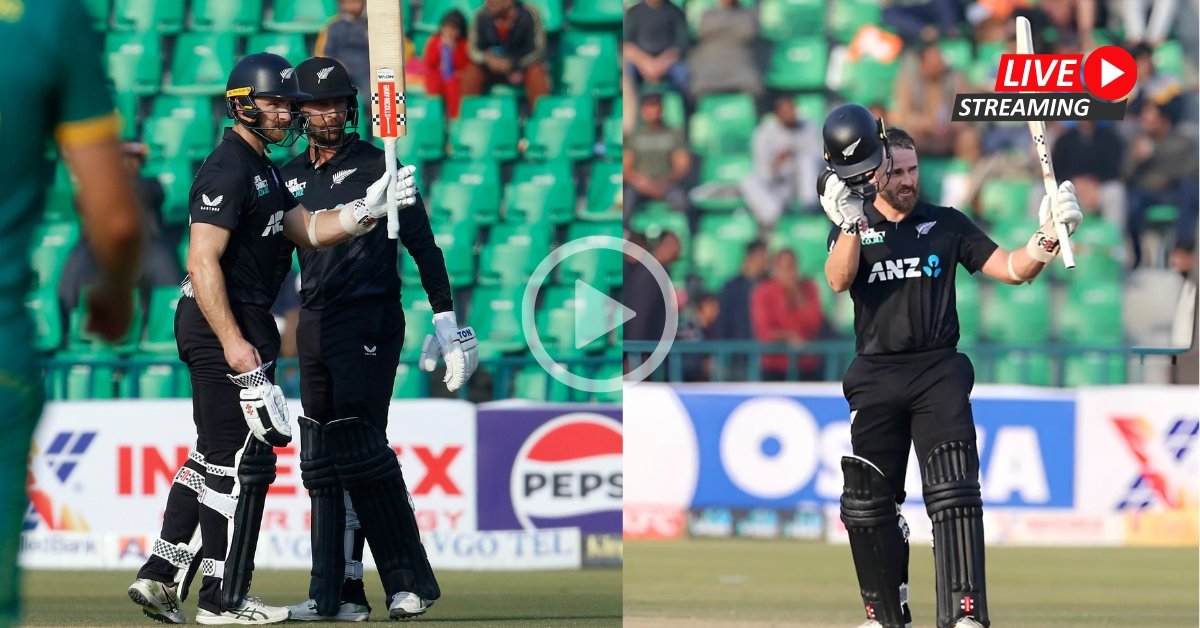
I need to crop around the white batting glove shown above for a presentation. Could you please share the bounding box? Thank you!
[1026,180,1083,263]
[819,173,866,235]
[418,311,479,393]
[389,164,419,211]
[227,361,292,447]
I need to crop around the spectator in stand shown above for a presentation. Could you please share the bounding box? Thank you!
[623,0,690,129]
[739,95,824,228]
[1036,0,1098,51]
[751,248,824,381]
[316,0,420,127]
[424,10,470,119]
[464,0,550,110]
[1122,88,1199,267]
[715,240,768,341]
[883,0,964,41]
[891,42,978,160]
[687,0,760,99]
[624,91,693,218]
[1051,121,1125,226]
[625,231,681,342]
[678,292,720,381]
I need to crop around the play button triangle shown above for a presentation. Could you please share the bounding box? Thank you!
[1100,58,1124,87]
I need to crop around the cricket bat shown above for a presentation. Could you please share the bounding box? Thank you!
[366,0,407,240]
[1016,15,1075,268]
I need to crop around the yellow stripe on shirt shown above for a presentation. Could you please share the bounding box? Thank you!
[54,112,120,148]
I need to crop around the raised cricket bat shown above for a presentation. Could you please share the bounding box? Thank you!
[1016,15,1075,268]
[367,0,407,240]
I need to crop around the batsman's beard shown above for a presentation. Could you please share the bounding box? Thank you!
[881,185,918,212]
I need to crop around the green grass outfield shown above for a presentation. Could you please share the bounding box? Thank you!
[624,539,1199,627]
[20,569,621,627]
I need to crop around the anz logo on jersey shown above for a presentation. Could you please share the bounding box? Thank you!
[867,255,943,283]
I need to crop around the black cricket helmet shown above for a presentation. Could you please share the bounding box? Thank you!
[294,57,360,147]
[224,52,310,146]
[822,103,888,182]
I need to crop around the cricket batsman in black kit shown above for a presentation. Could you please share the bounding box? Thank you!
[127,52,418,625]
[819,104,1083,628]
[278,58,478,622]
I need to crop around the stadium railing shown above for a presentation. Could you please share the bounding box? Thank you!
[624,340,1190,386]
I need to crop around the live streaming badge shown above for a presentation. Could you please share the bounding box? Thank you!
[1082,45,1138,102]
[522,236,678,393]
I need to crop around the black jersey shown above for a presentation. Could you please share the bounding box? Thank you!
[185,128,299,307]
[280,136,452,312]
[828,200,999,357]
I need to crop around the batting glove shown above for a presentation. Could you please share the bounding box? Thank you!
[819,173,867,235]
[1026,180,1083,263]
[418,311,479,393]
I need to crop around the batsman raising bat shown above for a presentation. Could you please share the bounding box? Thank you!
[820,104,1081,628]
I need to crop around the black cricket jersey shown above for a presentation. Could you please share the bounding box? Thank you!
[828,200,998,357]
[185,128,299,307]
[280,135,453,313]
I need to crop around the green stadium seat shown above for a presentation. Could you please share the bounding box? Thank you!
[83,0,110,29]
[1153,40,1185,80]
[602,105,622,158]
[1050,219,1124,282]
[827,0,881,43]
[264,0,337,33]
[765,37,827,91]
[559,53,620,100]
[392,363,426,398]
[140,286,182,354]
[478,242,540,286]
[537,284,614,356]
[693,212,759,292]
[414,0,478,33]
[114,92,140,139]
[969,41,1006,87]
[524,95,596,161]
[469,286,527,357]
[112,0,184,32]
[1058,281,1123,345]
[523,0,563,33]
[760,0,825,41]
[955,272,981,343]
[839,58,899,107]
[136,363,190,398]
[105,31,163,96]
[143,157,196,226]
[828,289,855,337]
[940,38,973,71]
[26,288,63,353]
[504,180,575,225]
[983,280,1051,343]
[771,214,830,279]
[581,160,622,222]
[246,32,309,66]
[661,89,686,129]
[30,222,81,292]
[557,238,623,292]
[695,155,753,211]
[979,179,1033,223]
[567,0,622,26]
[48,350,121,399]
[400,284,434,360]
[143,105,217,161]
[403,94,447,161]
[688,93,756,158]
[490,220,553,253]
[1063,352,1126,386]
[794,92,826,125]
[432,159,501,224]
[992,352,1052,386]
[191,0,263,33]
[164,33,237,96]
[449,96,519,160]
[427,219,477,288]
[513,365,572,402]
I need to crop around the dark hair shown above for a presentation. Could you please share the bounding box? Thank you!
[886,127,916,151]
[440,9,467,36]
[745,239,767,256]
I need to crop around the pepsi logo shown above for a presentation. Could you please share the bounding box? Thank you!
[510,413,622,530]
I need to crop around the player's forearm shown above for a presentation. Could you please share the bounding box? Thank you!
[1007,247,1047,284]
[188,259,243,347]
[311,208,360,248]
[825,233,861,292]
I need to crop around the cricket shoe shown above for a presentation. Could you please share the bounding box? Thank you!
[955,619,985,628]
[194,596,289,624]
[854,622,913,628]
[128,578,185,624]
[284,598,370,622]
[387,592,431,620]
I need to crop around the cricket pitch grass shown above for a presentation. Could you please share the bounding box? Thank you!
[20,568,621,626]
[624,539,1199,627]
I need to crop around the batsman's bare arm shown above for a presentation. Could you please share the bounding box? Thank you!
[826,232,862,293]
[186,224,249,354]
[979,246,1047,285]
[280,203,373,250]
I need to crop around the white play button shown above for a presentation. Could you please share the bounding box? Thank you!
[1100,58,1124,87]
[574,280,634,349]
